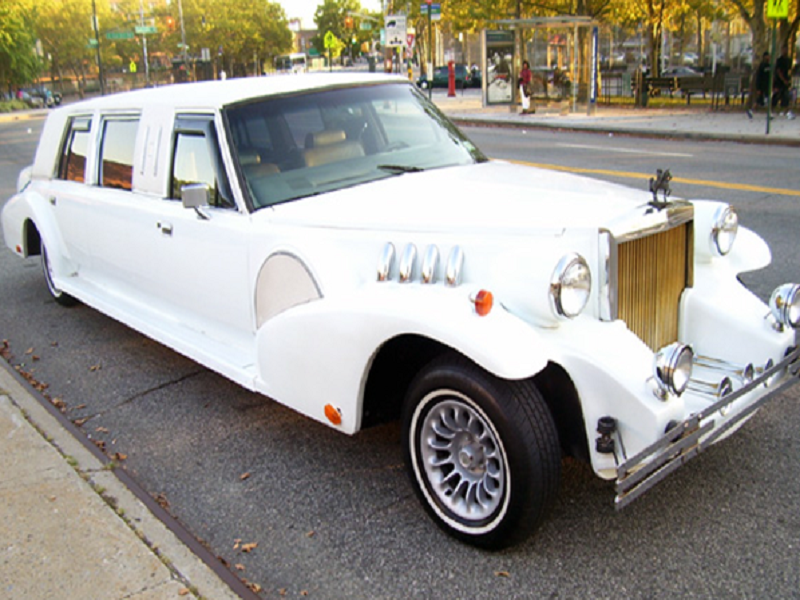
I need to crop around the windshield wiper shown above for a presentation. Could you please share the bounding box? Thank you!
[377,164,425,174]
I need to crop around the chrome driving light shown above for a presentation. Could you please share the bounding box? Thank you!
[549,253,591,319]
[653,342,694,398]
[769,283,800,329]
[710,205,738,256]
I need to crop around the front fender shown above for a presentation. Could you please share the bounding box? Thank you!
[253,283,551,433]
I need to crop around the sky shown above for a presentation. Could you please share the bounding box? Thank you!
[278,0,384,30]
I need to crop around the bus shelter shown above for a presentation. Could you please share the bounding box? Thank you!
[482,16,600,114]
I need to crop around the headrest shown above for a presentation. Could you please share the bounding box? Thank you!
[307,129,346,148]
[239,149,261,166]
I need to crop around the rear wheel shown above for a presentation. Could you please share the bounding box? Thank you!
[402,356,561,549]
[41,244,78,307]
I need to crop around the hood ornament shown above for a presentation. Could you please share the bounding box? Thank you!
[648,169,672,209]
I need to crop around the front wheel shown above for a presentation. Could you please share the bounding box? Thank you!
[402,356,561,549]
[41,244,78,307]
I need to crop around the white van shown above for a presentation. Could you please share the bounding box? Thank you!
[275,53,307,74]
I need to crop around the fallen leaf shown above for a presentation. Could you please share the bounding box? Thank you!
[306,530,315,538]
[178,588,190,596]
[93,439,106,451]
[233,538,241,550]
[234,563,245,571]
[241,542,258,553]
[111,452,127,461]
[51,397,66,410]
[89,364,101,372]
[495,570,510,578]
[239,472,251,481]
[74,404,86,410]
[51,341,59,347]
[153,492,170,510]
[25,348,34,355]
[278,589,287,596]
[95,426,109,433]
[301,591,309,596]
[32,355,40,361]
[74,418,89,426]
[246,582,262,593]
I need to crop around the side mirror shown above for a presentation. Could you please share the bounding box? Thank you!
[181,183,211,220]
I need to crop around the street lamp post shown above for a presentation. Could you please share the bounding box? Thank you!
[91,0,106,94]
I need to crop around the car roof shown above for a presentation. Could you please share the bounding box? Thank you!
[62,72,408,113]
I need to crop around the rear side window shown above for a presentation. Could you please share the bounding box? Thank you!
[99,118,139,190]
[57,117,91,182]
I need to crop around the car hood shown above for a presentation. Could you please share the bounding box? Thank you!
[265,160,661,236]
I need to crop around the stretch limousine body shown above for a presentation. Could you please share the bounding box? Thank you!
[3,73,799,548]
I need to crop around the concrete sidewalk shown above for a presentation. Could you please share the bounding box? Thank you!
[431,89,800,146]
[0,363,246,600]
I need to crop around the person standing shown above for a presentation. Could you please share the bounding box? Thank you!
[773,46,795,119]
[519,60,533,114]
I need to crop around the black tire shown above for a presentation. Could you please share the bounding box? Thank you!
[402,355,561,549]
[41,244,78,307]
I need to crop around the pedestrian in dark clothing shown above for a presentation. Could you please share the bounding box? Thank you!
[747,52,771,119]
[773,46,795,119]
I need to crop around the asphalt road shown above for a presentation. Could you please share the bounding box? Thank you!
[1,116,799,599]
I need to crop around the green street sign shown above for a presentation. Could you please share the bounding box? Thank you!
[106,31,134,40]
[87,38,99,48]
[767,0,788,18]
[135,25,157,34]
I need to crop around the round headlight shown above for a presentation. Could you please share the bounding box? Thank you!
[711,205,738,256]
[769,283,800,329]
[653,342,694,397]
[550,253,591,319]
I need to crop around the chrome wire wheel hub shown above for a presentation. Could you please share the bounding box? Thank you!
[418,395,506,522]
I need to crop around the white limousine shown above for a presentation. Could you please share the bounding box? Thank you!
[3,73,799,548]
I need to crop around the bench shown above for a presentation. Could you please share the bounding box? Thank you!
[644,76,678,97]
[678,76,708,104]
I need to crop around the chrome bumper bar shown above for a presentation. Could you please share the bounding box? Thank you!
[615,346,800,509]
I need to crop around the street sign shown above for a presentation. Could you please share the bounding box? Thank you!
[87,38,99,48]
[420,3,442,20]
[106,31,134,40]
[385,15,407,47]
[324,30,337,49]
[134,25,157,34]
[767,0,788,18]
[360,22,372,31]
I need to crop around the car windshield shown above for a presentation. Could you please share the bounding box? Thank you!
[224,82,487,211]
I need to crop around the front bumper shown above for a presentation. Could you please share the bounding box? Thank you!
[615,345,800,509]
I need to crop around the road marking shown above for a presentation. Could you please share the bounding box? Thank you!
[556,143,693,158]
[506,159,800,197]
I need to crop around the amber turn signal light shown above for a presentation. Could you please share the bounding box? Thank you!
[324,404,342,425]
[473,289,493,316]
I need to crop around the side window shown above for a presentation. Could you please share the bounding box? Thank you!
[57,117,92,182]
[99,118,139,190]
[170,117,234,209]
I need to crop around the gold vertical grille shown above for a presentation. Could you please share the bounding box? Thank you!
[617,223,692,351]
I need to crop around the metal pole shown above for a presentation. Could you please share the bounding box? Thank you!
[91,0,105,95]
[177,0,188,73]
[139,0,150,86]
[427,1,432,100]
[766,21,776,135]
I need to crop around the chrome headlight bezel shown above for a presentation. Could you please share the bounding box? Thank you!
[710,205,738,256]
[549,253,592,319]
[653,342,694,398]
[769,283,800,329]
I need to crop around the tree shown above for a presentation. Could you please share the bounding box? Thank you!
[312,0,363,58]
[0,0,40,95]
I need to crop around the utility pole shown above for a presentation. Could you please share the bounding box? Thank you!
[139,0,150,86]
[178,0,188,75]
[91,0,106,94]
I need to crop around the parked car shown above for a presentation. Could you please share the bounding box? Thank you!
[416,64,471,89]
[3,74,799,549]
[22,87,62,108]
[661,66,701,78]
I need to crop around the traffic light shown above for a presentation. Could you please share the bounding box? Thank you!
[344,16,353,28]
[166,16,175,30]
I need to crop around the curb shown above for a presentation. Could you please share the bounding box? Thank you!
[0,360,256,600]
[448,115,800,148]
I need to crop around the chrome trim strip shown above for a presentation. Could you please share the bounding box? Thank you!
[421,245,439,284]
[377,242,395,282]
[599,230,616,321]
[445,246,464,287]
[612,201,694,244]
[614,346,800,509]
[399,243,417,283]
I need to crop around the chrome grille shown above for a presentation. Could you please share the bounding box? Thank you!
[617,222,693,351]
